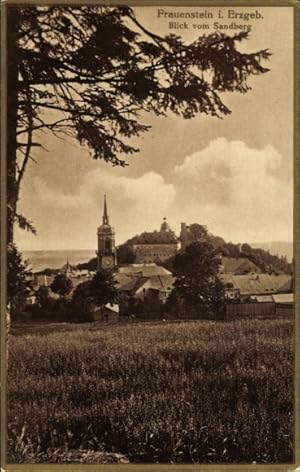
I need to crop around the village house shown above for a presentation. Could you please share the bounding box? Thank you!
[219,272,294,317]
[116,264,175,304]
[219,272,292,301]
[93,303,120,322]
[26,196,293,322]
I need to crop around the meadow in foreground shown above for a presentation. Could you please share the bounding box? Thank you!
[7,318,294,463]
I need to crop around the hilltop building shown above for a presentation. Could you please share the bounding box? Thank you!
[24,197,293,321]
[130,218,179,263]
[97,196,117,271]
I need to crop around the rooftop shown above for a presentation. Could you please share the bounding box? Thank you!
[118,263,172,277]
[129,218,178,245]
[115,273,175,294]
[220,256,260,275]
[219,273,292,295]
[131,231,178,245]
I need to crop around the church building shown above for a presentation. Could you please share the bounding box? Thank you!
[97,196,117,271]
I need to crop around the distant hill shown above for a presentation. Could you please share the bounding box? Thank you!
[23,249,95,272]
[251,242,293,262]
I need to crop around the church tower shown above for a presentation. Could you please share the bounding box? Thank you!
[96,196,117,271]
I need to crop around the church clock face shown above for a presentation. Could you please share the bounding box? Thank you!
[102,256,114,269]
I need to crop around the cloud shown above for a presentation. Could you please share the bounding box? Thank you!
[171,138,293,243]
[16,167,175,250]
[30,176,94,209]
[16,138,292,251]
[80,168,176,242]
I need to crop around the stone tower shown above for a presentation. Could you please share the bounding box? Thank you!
[97,195,117,271]
[179,222,189,250]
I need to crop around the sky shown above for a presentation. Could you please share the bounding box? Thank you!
[15,6,293,251]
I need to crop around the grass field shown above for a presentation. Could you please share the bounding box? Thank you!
[7,318,294,463]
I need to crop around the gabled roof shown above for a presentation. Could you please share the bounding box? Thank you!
[115,273,147,292]
[131,230,178,245]
[221,257,260,274]
[219,273,292,295]
[118,263,172,277]
[115,272,175,295]
[104,303,119,313]
[136,275,175,293]
[278,277,293,293]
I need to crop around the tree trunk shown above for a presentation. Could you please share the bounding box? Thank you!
[6,7,20,358]
[7,7,20,245]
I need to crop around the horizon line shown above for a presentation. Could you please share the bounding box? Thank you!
[20,239,294,252]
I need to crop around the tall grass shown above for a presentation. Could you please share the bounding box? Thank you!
[7,318,294,463]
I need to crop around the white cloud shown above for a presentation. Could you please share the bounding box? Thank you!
[16,168,175,250]
[16,138,292,251]
[80,168,176,242]
[171,138,293,243]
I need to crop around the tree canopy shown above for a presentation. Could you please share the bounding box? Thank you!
[35,285,51,308]
[181,223,209,248]
[7,243,32,312]
[72,270,118,308]
[7,5,270,243]
[117,243,136,265]
[50,273,73,298]
[169,241,225,318]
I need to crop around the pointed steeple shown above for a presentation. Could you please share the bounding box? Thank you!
[65,257,71,278]
[103,194,109,225]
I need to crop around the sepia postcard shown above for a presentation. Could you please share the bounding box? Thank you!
[0,1,298,471]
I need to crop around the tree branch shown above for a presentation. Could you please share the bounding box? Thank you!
[17,65,34,189]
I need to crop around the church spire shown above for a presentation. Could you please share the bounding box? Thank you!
[97,195,117,271]
[103,194,109,225]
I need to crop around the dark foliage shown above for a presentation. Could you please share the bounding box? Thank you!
[181,223,209,246]
[77,257,97,271]
[50,273,73,298]
[162,222,292,275]
[130,231,178,245]
[68,299,95,323]
[117,243,136,264]
[73,270,118,308]
[239,243,292,274]
[169,241,225,318]
[7,243,32,315]
[35,285,51,308]
[215,241,292,274]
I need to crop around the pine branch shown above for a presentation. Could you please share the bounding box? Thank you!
[16,64,34,189]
